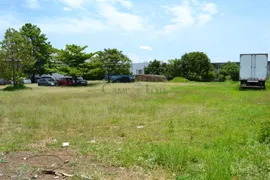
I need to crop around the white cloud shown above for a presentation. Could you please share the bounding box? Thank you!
[63,7,72,11]
[58,0,86,9]
[198,13,211,25]
[158,0,218,35]
[37,16,107,35]
[26,0,39,9]
[55,0,145,32]
[198,2,217,25]
[140,46,152,51]
[96,2,147,32]
[191,0,200,6]
[2,0,217,37]
[58,0,132,9]
[116,0,132,9]
[166,4,195,27]
[201,3,217,15]
[98,0,132,9]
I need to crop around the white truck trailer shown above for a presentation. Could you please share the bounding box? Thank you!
[240,53,268,89]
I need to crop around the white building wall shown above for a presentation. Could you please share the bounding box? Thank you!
[130,62,150,75]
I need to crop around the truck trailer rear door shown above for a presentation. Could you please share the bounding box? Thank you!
[254,54,268,81]
[240,54,252,81]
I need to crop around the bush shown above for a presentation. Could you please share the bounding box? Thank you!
[215,73,225,82]
[225,75,232,82]
[3,83,32,91]
[258,121,270,144]
[170,77,190,83]
[266,77,270,84]
[207,72,216,82]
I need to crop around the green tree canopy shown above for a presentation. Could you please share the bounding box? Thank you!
[180,52,213,81]
[82,56,105,80]
[97,48,132,82]
[219,61,240,81]
[144,59,167,75]
[0,28,34,86]
[20,23,53,82]
[56,44,98,83]
[166,58,182,80]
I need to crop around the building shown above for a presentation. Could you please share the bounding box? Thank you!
[130,62,150,75]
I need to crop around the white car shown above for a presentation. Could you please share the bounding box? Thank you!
[22,78,32,84]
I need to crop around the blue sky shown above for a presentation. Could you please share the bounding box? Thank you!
[0,0,270,63]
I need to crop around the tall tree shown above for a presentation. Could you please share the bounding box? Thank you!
[180,52,213,81]
[166,58,182,79]
[43,48,60,74]
[97,48,132,82]
[82,58,105,80]
[0,47,5,78]
[144,59,167,75]
[0,28,34,86]
[20,23,52,82]
[56,44,97,84]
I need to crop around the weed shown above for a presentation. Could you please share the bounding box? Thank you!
[258,121,270,144]
[167,119,174,133]
[151,143,190,172]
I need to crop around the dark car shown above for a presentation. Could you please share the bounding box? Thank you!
[75,77,88,86]
[37,77,57,86]
[112,76,133,83]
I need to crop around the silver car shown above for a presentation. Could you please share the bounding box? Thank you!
[0,78,13,85]
[37,77,57,86]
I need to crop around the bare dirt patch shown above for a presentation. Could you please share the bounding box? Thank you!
[0,150,171,180]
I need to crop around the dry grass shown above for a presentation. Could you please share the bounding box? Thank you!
[0,81,270,179]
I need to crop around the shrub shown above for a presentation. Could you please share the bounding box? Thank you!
[258,121,270,144]
[266,77,270,84]
[207,71,216,82]
[215,73,225,82]
[170,77,190,83]
[225,75,232,82]
[3,83,32,91]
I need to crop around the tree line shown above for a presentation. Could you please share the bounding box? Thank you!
[144,52,240,82]
[0,23,132,86]
[0,23,240,87]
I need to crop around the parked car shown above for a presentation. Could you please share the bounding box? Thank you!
[0,78,13,85]
[35,77,41,83]
[57,77,73,86]
[22,78,32,84]
[112,75,134,83]
[75,77,88,86]
[37,77,57,86]
[0,78,5,85]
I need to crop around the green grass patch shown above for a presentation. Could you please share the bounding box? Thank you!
[0,82,270,179]
[170,77,190,82]
[2,83,32,91]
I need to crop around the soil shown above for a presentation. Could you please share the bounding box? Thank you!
[0,150,170,180]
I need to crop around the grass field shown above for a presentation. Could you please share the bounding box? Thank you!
[0,81,270,179]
